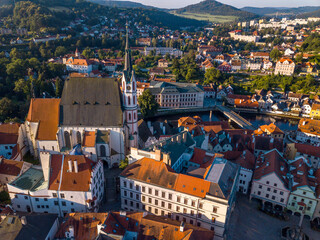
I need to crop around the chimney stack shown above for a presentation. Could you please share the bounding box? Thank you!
[74,160,78,173]
[180,221,185,232]
[162,153,171,166]
[21,216,27,225]
[68,160,73,172]
[155,149,161,161]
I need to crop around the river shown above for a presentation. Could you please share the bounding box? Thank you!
[152,110,299,131]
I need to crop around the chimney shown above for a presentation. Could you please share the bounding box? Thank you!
[40,151,51,181]
[182,132,187,143]
[162,153,171,166]
[68,160,73,172]
[155,149,161,161]
[180,221,185,232]
[21,216,27,225]
[177,135,182,144]
[74,160,78,173]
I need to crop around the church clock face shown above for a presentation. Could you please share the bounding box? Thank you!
[127,86,131,90]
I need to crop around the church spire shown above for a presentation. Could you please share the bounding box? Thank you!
[124,22,132,74]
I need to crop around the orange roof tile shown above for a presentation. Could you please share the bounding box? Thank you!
[83,131,96,147]
[298,118,320,136]
[49,155,96,192]
[26,98,60,140]
[55,213,108,240]
[175,174,211,198]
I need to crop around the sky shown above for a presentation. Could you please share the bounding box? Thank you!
[117,0,320,9]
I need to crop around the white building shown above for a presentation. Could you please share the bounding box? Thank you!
[66,58,93,73]
[274,58,295,76]
[7,153,105,217]
[250,149,291,210]
[144,47,183,57]
[120,157,239,240]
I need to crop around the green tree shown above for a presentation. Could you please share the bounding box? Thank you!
[55,46,67,57]
[0,97,17,122]
[138,89,159,118]
[55,77,63,97]
[119,157,129,170]
[270,48,282,61]
[204,68,221,84]
[82,47,94,59]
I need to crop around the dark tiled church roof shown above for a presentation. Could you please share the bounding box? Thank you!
[60,77,123,127]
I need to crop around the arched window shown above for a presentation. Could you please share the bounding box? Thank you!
[133,82,135,91]
[128,113,132,121]
[128,96,131,105]
[76,131,81,144]
[133,96,136,105]
[134,112,136,120]
[100,145,106,157]
[122,82,125,91]
[64,131,71,149]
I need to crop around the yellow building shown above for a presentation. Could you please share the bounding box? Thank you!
[310,103,320,119]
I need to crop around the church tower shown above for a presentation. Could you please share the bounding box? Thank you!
[122,24,138,149]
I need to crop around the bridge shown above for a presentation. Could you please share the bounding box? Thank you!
[216,105,256,130]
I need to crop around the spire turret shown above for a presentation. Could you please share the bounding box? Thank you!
[124,23,132,74]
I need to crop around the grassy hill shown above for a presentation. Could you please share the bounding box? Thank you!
[242,6,320,16]
[174,0,256,21]
[298,9,320,18]
[87,0,159,10]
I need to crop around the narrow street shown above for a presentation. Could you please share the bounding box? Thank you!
[99,167,122,212]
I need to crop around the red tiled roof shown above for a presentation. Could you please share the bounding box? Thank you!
[0,123,19,145]
[0,159,23,176]
[55,213,108,240]
[49,155,96,192]
[295,143,320,158]
[253,149,289,188]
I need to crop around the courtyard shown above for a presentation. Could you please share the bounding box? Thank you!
[227,194,320,240]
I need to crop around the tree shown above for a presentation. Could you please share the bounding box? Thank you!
[119,157,129,170]
[0,97,17,122]
[204,68,221,84]
[270,48,282,61]
[138,89,159,118]
[82,47,94,59]
[55,77,63,97]
[55,46,67,57]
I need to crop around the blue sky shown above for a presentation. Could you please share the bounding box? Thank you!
[118,0,320,9]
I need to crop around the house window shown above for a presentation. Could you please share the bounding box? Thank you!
[213,207,217,213]
[155,200,158,205]
[259,185,262,189]
[162,192,165,198]
[177,196,181,202]
[155,190,158,196]
[54,201,58,205]
[168,194,172,200]
[35,198,39,201]
[64,131,71,149]
[168,203,172,209]
[199,203,203,209]
[60,193,65,199]
[136,185,139,191]
[176,206,180,212]
[258,191,261,195]
[100,145,106,157]
[184,199,188,205]
[142,186,145,192]
[197,222,201,227]
[62,202,66,206]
